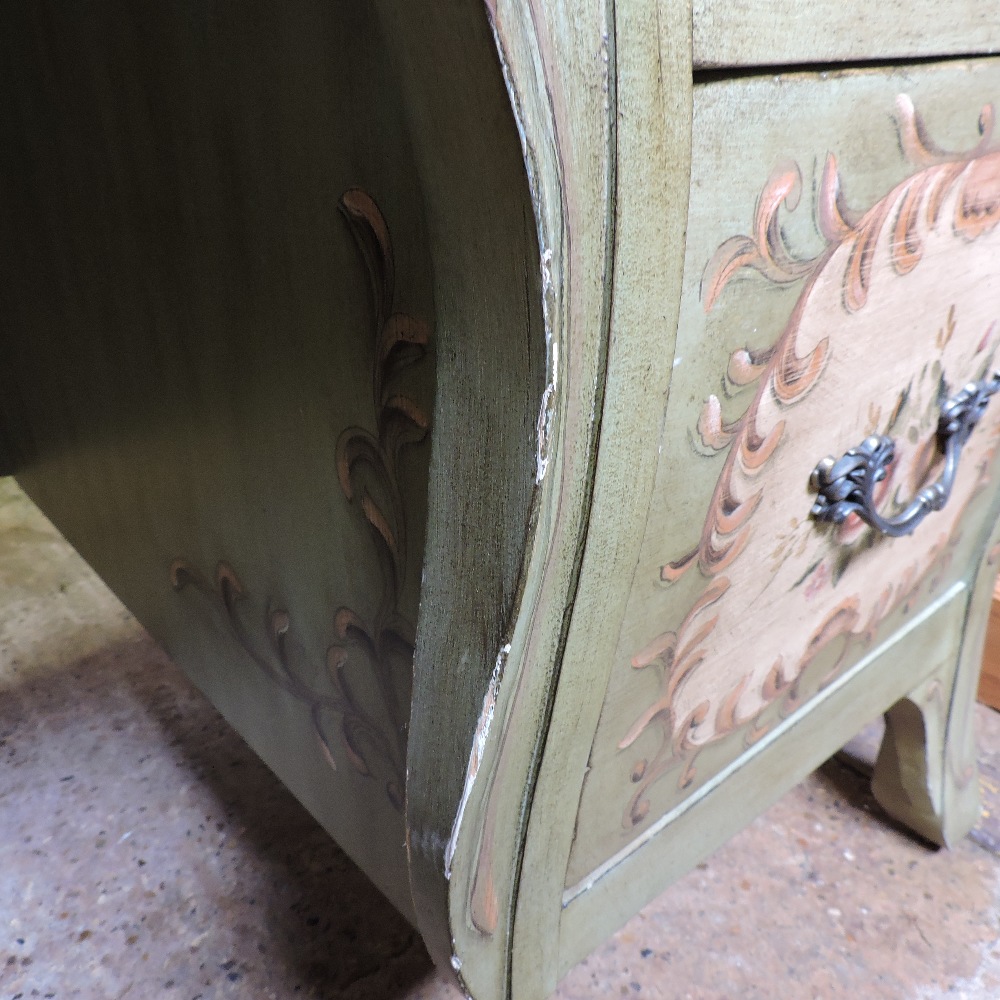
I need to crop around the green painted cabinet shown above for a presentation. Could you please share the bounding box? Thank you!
[3,4,1000,998]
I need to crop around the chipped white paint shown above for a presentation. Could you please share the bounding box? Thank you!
[589,370,601,425]
[444,644,511,878]
[488,13,561,486]
[535,253,559,483]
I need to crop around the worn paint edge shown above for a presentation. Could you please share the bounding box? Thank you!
[445,643,511,879]
[486,7,559,484]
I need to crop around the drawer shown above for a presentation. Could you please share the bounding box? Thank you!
[694,0,1000,69]
[565,56,1000,887]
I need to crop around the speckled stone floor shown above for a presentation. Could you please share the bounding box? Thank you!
[2,475,1000,1000]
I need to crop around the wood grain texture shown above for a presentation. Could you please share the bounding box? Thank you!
[0,1,595,994]
[167,188,431,815]
[693,0,1000,69]
[976,578,1000,709]
[0,0,552,987]
[568,59,1000,888]
[0,0,438,920]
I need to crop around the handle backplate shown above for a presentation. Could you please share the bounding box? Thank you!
[810,372,1000,538]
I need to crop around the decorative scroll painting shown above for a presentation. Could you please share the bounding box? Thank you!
[614,95,1000,829]
[171,190,430,812]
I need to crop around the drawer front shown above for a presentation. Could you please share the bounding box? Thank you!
[694,1,1000,69]
[567,58,1000,885]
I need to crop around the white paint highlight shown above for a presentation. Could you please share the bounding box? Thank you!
[444,645,510,879]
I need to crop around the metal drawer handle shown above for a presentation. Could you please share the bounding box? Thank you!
[809,372,1000,538]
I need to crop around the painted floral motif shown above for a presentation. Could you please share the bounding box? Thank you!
[171,189,429,812]
[620,96,1000,828]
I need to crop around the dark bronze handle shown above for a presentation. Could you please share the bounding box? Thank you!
[809,372,1000,538]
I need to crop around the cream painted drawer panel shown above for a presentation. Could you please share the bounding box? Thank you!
[694,0,1000,69]
[567,58,1000,886]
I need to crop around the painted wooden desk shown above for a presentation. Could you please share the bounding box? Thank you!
[3,4,1000,998]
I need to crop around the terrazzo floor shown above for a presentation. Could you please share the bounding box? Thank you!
[2,475,1000,1000]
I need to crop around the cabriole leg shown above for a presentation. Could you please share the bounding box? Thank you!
[871,660,978,847]
[871,540,1000,847]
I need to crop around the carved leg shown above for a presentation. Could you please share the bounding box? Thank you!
[872,546,1000,847]
[871,662,978,846]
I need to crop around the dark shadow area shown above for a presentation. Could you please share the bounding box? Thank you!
[811,748,945,849]
[820,705,1000,857]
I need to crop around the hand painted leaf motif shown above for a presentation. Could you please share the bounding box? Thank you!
[622,97,1000,830]
[169,190,428,812]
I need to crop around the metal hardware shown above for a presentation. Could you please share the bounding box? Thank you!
[810,372,1000,538]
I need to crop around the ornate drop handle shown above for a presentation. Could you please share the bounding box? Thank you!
[809,372,1000,538]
